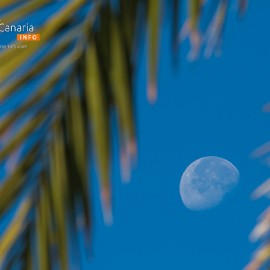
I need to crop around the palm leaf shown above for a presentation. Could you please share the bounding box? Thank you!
[0,1,245,269]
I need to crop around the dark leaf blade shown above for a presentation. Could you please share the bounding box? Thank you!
[0,196,32,266]
[85,40,112,224]
[65,77,92,244]
[49,122,69,270]
[147,0,162,103]
[109,15,137,181]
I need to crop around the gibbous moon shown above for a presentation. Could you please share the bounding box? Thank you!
[179,156,239,210]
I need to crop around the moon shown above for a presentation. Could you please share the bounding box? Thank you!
[179,156,239,210]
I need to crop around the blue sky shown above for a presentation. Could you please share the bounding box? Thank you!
[89,1,270,270]
[1,1,270,270]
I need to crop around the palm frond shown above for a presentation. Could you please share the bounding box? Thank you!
[246,142,270,270]
[0,1,246,269]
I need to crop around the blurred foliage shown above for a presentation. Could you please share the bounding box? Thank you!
[0,0,247,269]
[245,144,270,270]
